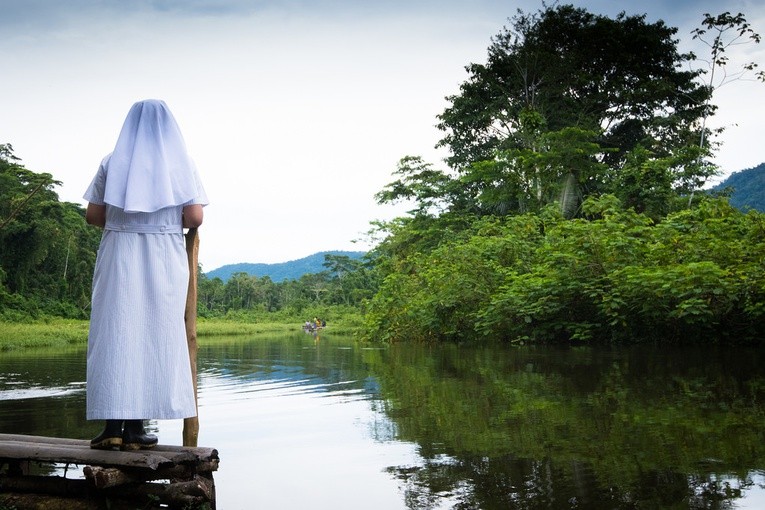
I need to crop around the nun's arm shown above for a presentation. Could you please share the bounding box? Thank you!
[182,204,204,228]
[85,203,106,228]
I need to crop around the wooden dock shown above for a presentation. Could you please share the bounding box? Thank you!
[0,433,219,509]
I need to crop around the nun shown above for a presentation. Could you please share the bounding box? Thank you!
[84,99,208,450]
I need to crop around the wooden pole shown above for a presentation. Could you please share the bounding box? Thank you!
[183,227,200,447]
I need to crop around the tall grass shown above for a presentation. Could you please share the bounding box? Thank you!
[198,307,364,337]
[0,319,89,351]
[0,311,364,351]
[197,320,297,336]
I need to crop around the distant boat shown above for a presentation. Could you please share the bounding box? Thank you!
[302,321,326,333]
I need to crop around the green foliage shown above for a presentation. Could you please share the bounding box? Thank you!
[479,125,610,216]
[366,7,764,346]
[613,145,711,219]
[365,196,765,344]
[374,156,459,216]
[0,144,101,319]
[197,254,379,318]
[365,214,544,343]
[379,5,723,222]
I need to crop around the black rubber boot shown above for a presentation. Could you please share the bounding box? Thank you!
[90,420,123,449]
[122,419,158,450]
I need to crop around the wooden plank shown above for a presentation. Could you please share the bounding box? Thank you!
[0,434,217,458]
[0,434,88,446]
[0,434,218,472]
[0,443,183,470]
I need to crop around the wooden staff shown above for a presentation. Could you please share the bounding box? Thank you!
[183,227,200,447]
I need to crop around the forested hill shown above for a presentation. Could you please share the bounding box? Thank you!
[205,251,366,282]
[714,163,765,212]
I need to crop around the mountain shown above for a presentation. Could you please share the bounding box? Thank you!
[713,163,765,212]
[205,251,366,282]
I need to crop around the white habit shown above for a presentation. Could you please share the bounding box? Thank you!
[84,99,208,420]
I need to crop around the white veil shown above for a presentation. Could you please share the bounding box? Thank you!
[103,99,206,213]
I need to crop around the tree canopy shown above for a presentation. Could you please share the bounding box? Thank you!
[0,144,101,319]
[378,5,719,220]
[438,5,709,168]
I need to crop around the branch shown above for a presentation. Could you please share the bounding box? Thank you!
[0,181,46,231]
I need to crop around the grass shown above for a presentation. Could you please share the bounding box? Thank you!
[0,319,90,351]
[0,314,363,351]
[197,319,298,336]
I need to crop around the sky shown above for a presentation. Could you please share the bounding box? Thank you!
[2,0,764,271]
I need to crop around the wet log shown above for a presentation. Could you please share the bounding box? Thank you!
[83,462,216,489]
[3,459,30,476]
[162,476,214,503]
[83,466,137,489]
[95,474,214,508]
[1,488,211,510]
[1,471,214,508]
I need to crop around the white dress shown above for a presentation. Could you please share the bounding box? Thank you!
[84,162,199,420]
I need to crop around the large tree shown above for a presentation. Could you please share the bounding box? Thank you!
[378,6,718,220]
[438,5,710,168]
[398,4,716,218]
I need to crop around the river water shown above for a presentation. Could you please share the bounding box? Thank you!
[1,332,765,509]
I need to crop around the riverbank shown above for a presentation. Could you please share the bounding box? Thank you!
[0,315,362,351]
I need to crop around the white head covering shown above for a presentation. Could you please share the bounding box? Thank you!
[103,99,206,213]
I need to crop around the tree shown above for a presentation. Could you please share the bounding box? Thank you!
[471,122,609,216]
[374,156,464,217]
[436,4,711,197]
[686,12,765,205]
[223,272,258,310]
[198,272,225,315]
[322,253,379,306]
[0,144,100,318]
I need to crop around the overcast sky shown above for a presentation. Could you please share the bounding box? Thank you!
[2,0,764,270]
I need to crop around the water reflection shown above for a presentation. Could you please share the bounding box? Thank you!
[1,336,765,509]
[365,343,765,509]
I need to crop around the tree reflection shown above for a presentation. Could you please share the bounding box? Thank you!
[365,344,765,508]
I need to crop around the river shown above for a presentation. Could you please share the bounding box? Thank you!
[1,332,765,509]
